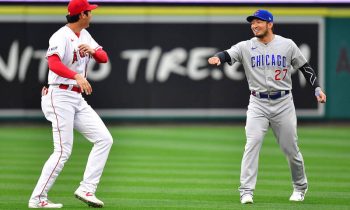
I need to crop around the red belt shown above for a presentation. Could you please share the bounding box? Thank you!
[59,84,82,93]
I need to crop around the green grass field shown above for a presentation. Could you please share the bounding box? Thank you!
[0,125,349,210]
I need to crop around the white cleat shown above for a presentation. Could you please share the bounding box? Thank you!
[28,200,63,208]
[241,194,254,204]
[289,190,307,202]
[74,189,104,208]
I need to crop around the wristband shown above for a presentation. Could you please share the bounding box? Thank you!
[315,87,321,97]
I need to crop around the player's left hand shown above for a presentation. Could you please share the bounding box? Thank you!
[315,87,326,103]
[78,44,95,55]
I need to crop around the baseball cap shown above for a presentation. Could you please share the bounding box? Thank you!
[246,9,273,23]
[68,0,98,16]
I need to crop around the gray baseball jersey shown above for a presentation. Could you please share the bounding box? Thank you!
[225,35,309,198]
[226,35,307,92]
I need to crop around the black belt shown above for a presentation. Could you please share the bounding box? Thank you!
[251,90,290,100]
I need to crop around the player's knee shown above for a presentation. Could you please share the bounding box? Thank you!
[101,133,113,147]
[106,136,113,147]
[281,146,298,157]
[54,147,72,162]
[61,150,72,162]
[246,132,264,144]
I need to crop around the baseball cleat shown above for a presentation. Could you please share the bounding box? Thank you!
[240,194,254,204]
[28,200,63,208]
[74,189,104,208]
[289,189,307,201]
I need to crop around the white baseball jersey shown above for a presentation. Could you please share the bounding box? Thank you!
[46,25,101,85]
[30,25,113,204]
[226,35,307,92]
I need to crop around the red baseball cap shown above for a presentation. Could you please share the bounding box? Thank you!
[68,0,98,16]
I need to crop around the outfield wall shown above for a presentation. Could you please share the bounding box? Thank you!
[0,5,349,120]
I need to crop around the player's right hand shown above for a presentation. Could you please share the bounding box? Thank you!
[208,57,221,66]
[74,74,92,95]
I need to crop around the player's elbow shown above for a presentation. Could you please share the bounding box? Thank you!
[99,56,108,63]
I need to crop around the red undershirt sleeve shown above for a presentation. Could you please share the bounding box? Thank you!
[48,54,77,79]
[92,48,108,63]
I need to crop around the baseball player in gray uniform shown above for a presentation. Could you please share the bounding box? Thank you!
[208,9,326,204]
[28,0,112,208]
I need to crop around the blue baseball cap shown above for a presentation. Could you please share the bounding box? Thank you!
[246,9,273,23]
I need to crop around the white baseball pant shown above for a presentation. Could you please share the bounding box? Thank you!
[29,85,113,202]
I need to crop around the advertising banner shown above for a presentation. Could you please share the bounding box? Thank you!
[0,16,324,119]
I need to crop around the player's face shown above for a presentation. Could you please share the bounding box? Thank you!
[250,19,271,38]
[81,10,92,28]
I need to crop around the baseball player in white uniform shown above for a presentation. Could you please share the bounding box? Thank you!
[208,10,326,204]
[28,0,112,208]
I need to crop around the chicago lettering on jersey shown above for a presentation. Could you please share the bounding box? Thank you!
[251,54,287,68]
